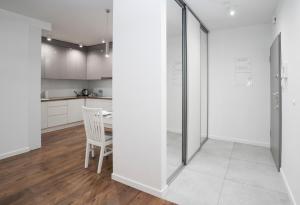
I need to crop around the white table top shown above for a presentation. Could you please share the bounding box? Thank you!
[103,115,112,128]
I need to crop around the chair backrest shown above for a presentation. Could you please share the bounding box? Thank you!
[82,106,105,143]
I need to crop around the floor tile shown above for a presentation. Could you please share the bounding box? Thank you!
[226,159,287,193]
[164,168,223,205]
[201,139,234,158]
[187,151,230,179]
[167,131,182,178]
[219,180,291,205]
[231,143,274,166]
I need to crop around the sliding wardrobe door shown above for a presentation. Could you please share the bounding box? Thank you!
[200,28,208,144]
[167,0,183,179]
[186,10,201,160]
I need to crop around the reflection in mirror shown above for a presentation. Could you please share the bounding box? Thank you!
[200,29,208,143]
[167,0,183,179]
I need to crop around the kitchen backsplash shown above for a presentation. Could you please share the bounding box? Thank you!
[41,79,112,98]
[88,79,112,97]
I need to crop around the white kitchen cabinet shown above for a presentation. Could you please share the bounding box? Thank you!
[41,102,48,129]
[85,99,112,111]
[68,99,85,123]
[46,100,68,127]
[48,115,68,127]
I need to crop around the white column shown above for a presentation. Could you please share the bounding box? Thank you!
[112,0,167,197]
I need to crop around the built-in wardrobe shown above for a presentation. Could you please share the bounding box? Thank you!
[167,0,209,181]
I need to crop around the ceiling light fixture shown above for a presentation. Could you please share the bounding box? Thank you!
[102,9,110,44]
[79,44,83,48]
[47,37,52,41]
[104,9,110,58]
[105,42,110,58]
[229,9,236,16]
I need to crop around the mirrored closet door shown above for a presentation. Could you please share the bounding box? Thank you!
[167,0,183,180]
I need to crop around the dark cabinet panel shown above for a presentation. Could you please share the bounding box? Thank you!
[42,43,87,80]
[66,49,87,79]
[86,50,102,80]
[100,48,112,78]
[41,40,112,80]
[41,44,46,78]
[44,44,68,79]
[86,46,112,80]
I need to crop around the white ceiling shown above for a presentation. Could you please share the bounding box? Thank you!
[0,0,113,46]
[0,0,278,43]
[185,0,279,30]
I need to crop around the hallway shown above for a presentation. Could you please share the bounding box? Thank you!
[164,139,291,205]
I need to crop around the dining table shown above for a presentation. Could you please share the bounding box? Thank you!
[102,111,112,134]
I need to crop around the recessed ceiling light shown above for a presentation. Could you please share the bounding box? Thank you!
[47,37,52,41]
[79,44,83,48]
[230,10,236,16]
[102,40,105,43]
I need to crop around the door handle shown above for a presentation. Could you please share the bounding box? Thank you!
[273,92,279,96]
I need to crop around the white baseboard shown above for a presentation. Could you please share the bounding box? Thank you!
[280,168,297,205]
[111,173,168,198]
[42,121,83,133]
[209,135,270,148]
[0,147,30,160]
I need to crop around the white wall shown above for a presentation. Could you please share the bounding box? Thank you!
[209,24,272,147]
[0,8,50,159]
[273,0,300,204]
[112,0,167,197]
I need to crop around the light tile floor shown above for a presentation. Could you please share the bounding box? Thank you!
[164,139,291,205]
[167,131,182,177]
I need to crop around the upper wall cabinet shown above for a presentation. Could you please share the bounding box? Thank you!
[41,41,87,80]
[41,39,112,80]
[43,44,68,79]
[86,49,102,80]
[66,48,87,79]
[86,44,112,80]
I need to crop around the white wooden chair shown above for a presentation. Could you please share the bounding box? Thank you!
[82,106,112,174]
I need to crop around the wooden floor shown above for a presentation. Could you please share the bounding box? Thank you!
[0,125,174,205]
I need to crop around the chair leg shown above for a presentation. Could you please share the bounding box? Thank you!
[97,146,105,174]
[91,145,95,158]
[85,142,90,168]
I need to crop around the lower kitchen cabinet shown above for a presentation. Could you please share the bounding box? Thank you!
[85,99,112,111]
[68,99,85,123]
[42,98,112,130]
[41,102,48,129]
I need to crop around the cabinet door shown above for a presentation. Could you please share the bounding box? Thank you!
[68,99,85,123]
[66,49,87,79]
[41,102,48,129]
[86,99,112,111]
[100,48,112,78]
[41,44,46,79]
[87,50,102,80]
[44,44,68,79]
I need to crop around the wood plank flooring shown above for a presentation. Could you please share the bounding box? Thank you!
[0,125,174,205]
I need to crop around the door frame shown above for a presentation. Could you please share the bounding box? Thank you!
[167,0,210,184]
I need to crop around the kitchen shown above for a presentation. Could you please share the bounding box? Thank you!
[41,37,113,133]
[40,11,113,133]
